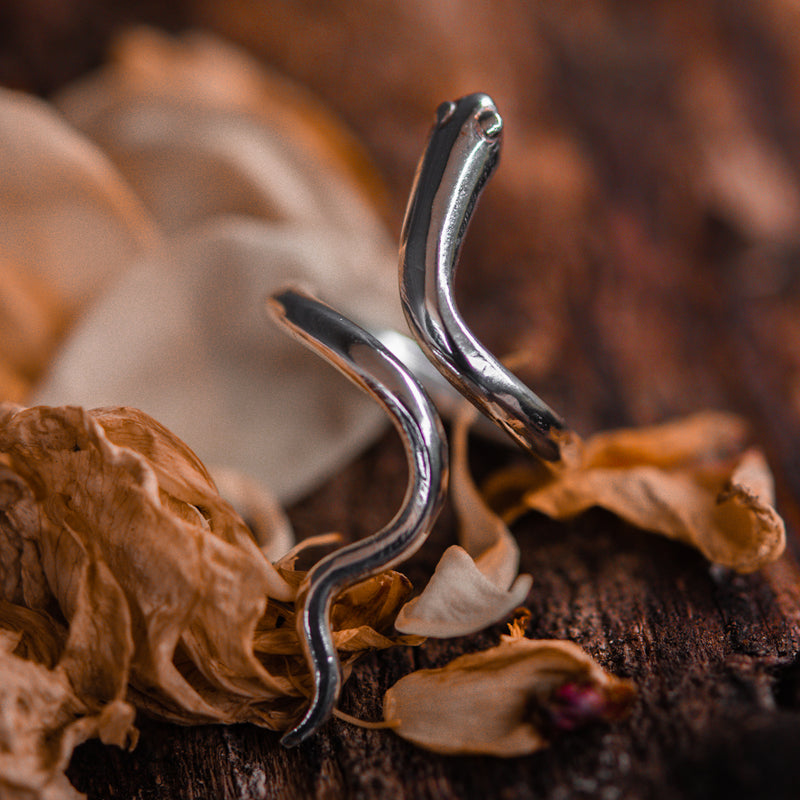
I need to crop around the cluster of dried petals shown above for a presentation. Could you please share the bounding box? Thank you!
[384,619,636,756]
[485,411,785,573]
[0,403,414,797]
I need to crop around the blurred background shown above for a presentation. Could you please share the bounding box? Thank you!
[3,0,800,449]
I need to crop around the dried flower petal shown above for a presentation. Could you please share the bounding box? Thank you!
[486,412,785,573]
[0,557,137,800]
[0,87,156,314]
[384,625,635,756]
[33,220,406,502]
[30,30,406,503]
[0,403,296,720]
[55,27,387,235]
[0,403,420,795]
[396,407,532,637]
[394,545,532,637]
[0,647,92,800]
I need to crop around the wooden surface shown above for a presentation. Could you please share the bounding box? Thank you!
[5,1,800,797]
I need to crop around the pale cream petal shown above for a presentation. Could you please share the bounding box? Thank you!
[0,88,157,314]
[394,545,532,637]
[55,28,388,237]
[450,405,521,588]
[34,220,406,503]
[396,407,532,637]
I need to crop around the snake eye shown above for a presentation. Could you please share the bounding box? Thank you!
[435,101,457,127]
[475,107,503,140]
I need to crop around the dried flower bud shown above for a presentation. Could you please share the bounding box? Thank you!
[383,625,636,756]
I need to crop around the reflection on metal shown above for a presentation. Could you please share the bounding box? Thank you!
[268,288,448,747]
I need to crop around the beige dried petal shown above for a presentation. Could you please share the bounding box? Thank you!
[0,586,136,800]
[0,648,87,800]
[450,407,522,589]
[489,412,785,573]
[55,27,387,236]
[210,466,294,560]
[396,407,532,637]
[0,87,156,314]
[57,556,133,716]
[394,545,533,637]
[384,630,635,756]
[34,220,406,502]
[0,403,295,721]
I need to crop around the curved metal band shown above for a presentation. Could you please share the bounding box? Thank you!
[399,93,567,461]
[267,288,448,747]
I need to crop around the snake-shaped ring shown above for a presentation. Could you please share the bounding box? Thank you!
[400,93,568,462]
[269,93,569,746]
[267,288,448,748]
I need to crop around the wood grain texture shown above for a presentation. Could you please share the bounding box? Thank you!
[4,1,800,797]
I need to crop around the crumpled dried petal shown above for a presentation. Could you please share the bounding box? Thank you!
[0,647,97,800]
[0,403,417,796]
[383,622,636,756]
[396,408,532,637]
[0,403,294,718]
[485,411,785,573]
[0,574,136,800]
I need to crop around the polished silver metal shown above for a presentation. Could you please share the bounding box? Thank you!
[267,288,448,748]
[399,93,568,461]
[373,327,510,444]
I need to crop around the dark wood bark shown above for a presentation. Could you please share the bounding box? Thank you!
[5,1,800,797]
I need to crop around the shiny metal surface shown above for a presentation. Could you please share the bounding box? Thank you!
[267,288,448,748]
[399,93,568,461]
